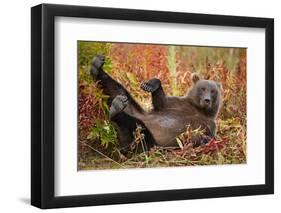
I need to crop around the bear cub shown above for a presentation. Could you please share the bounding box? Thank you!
[91,55,222,150]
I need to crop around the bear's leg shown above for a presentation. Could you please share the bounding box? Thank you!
[109,95,155,151]
[91,55,144,113]
[91,55,127,99]
[141,78,167,111]
[111,112,136,150]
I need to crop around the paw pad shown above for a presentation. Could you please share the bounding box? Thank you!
[109,95,128,118]
[92,55,105,69]
[140,78,160,93]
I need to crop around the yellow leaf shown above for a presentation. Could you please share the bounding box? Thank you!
[176,137,184,150]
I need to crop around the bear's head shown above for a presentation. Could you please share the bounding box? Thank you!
[187,73,222,118]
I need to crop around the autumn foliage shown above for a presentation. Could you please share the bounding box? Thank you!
[78,41,247,170]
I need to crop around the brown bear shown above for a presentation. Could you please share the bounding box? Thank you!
[90,55,222,150]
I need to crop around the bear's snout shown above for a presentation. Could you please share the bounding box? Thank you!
[204,98,211,104]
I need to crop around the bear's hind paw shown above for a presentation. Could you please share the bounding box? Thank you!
[109,95,128,119]
[91,55,105,69]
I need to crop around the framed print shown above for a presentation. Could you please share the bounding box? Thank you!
[31,4,274,209]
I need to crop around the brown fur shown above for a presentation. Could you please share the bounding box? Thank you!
[133,76,221,146]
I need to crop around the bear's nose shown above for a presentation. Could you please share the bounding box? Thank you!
[204,98,210,104]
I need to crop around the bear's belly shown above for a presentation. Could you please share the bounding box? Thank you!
[141,114,188,146]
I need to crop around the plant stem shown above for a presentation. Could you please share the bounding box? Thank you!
[82,142,125,168]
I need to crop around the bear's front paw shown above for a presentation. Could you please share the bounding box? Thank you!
[140,78,161,93]
[191,135,212,147]
[109,95,128,119]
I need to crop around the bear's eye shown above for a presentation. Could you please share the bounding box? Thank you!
[201,87,206,91]
[211,89,215,93]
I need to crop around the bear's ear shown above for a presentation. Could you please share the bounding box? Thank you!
[191,73,200,84]
[216,82,223,91]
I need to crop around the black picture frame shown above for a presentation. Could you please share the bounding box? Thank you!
[31,3,274,209]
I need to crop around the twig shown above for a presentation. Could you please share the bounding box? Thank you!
[140,140,149,167]
[154,146,179,150]
[82,142,125,168]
